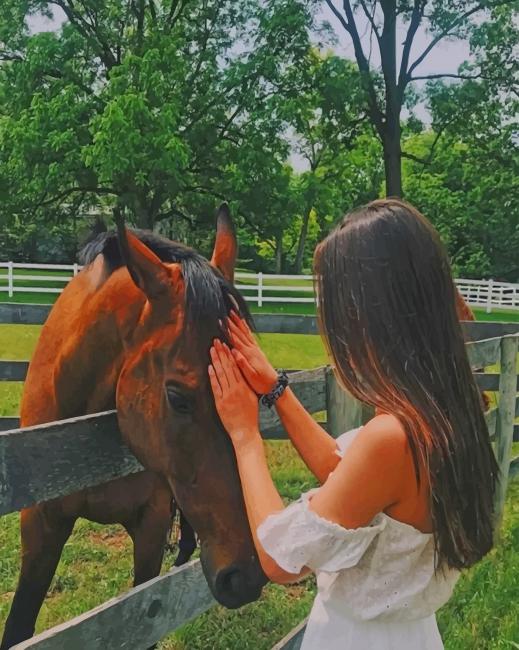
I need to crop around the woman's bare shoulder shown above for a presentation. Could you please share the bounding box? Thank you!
[309,414,414,528]
[353,414,409,460]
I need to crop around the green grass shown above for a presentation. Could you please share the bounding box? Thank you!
[0,268,71,303]
[252,302,316,315]
[473,308,519,323]
[236,275,313,288]
[0,292,57,304]
[438,479,519,648]
[0,383,23,416]
[257,332,327,369]
[3,292,518,320]
[0,324,41,359]
[0,325,41,414]
[1,321,519,648]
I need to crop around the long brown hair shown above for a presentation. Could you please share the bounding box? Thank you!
[314,198,498,570]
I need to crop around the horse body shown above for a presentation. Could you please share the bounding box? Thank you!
[1,207,265,649]
[20,260,171,528]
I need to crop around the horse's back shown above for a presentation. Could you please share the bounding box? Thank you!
[21,258,134,426]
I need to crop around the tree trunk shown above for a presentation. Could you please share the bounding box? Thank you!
[383,127,402,197]
[133,199,154,229]
[275,234,283,274]
[379,1,403,198]
[294,206,312,274]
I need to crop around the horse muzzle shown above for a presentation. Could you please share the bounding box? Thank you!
[200,544,267,609]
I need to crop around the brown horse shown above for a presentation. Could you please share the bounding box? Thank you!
[1,205,266,649]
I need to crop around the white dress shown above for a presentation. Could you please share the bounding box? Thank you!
[257,429,460,650]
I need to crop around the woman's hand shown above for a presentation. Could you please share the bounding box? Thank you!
[209,338,261,448]
[227,311,278,394]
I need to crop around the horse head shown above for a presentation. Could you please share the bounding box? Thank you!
[114,204,266,608]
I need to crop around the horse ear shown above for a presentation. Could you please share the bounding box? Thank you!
[114,208,171,300]
[210,203,237,283]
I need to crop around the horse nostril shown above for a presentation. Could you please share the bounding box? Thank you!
[215,565,245,598]
[207,559,266,609]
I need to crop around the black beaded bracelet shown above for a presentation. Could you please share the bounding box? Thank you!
[260,370,289,409]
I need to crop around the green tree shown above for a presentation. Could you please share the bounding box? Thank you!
[401,3,518,280]
[0,0,313,229]
[320,0,517,196]
[403,82,518,280]
[284,53,372,271]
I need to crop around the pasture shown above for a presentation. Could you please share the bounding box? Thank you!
[0,322,518,648]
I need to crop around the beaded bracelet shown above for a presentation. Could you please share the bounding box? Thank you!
[260,370,289,409]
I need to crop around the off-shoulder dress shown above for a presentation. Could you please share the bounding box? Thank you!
[257,428,459,650]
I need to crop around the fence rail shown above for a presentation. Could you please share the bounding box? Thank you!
[1,263,518,312]
[0,368,327,516]
[1,305,518,650]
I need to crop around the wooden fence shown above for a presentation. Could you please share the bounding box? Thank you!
[2,264,519,312]
[0,304,518,649]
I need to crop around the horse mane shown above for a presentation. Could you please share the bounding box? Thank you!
[78,229,252,334]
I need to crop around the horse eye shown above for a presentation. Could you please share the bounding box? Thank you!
[166,387,193,415]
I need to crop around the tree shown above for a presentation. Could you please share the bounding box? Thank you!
[403,76,518,280]
[284,53,372,271]
[320,0,517,196]
[402,3,519,280]
[0,0,313,228]
[230,163,299,273]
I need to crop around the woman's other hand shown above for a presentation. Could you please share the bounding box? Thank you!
[209,338,261,448]
[227,311,278,394]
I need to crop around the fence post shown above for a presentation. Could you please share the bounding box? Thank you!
[325,367,363,437]
[258,272,263,308]
[7,261,14,298]
[493,335,518,527]
[73,263,79,277]
[486,278,494,313]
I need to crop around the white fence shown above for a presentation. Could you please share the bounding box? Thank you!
[0,262,518,313]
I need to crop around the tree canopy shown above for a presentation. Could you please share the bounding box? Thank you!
[0,0,517,278]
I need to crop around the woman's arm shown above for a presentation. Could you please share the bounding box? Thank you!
[208,343,309,584]
[274,387,339,483]
[208,342,411,583]
[232,435,310,584]
[227,312,341,482]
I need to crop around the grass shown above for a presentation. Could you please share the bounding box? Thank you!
[1,318,519,648]
[257,332,327,369]
[0,383,23,416]
[438,479,519,648]
[0,325,41,360]
[473,309,519,323]
[2,286,519,321]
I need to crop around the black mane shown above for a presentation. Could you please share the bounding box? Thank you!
[79,229,252,335]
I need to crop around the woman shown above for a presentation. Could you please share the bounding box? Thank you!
[208,199,497,649]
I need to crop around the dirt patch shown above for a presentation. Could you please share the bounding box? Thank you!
[87,528,130,551]
[0,591,14,603]
[285,584,309,600]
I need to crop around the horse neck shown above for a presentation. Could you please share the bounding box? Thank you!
[22,267,146,424]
